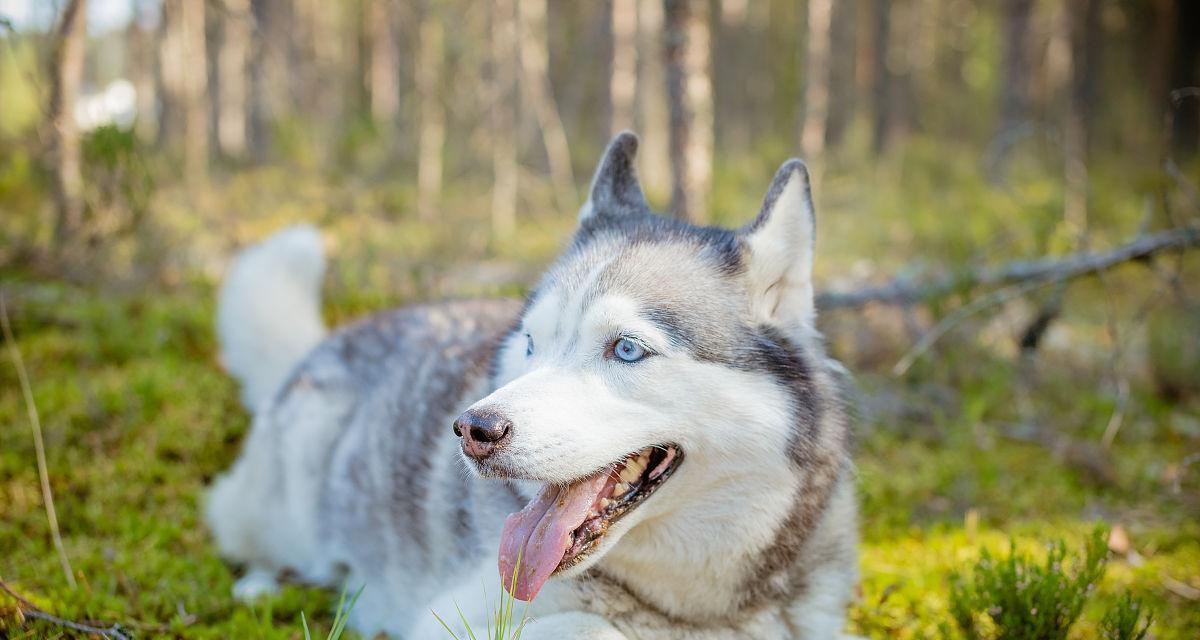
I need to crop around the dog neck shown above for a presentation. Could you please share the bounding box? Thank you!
[588,449,806,622]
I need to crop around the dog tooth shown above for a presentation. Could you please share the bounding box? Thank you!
[612,482,628,495]
[600,498,610,509]
[618,465,642,483]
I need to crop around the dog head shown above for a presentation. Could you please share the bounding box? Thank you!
[455,132,839,602]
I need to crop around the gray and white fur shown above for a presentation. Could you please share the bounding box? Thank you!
[206,132,859,639]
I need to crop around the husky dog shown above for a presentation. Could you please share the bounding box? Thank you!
[206,133,858,639]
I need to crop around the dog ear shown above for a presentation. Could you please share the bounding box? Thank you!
[739,159,817,331]
[579,131,648,222]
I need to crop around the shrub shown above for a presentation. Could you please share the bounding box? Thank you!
[1100,593,1153,640]
[947,526,1108,640]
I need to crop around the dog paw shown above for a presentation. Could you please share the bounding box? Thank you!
[233,568,280,601]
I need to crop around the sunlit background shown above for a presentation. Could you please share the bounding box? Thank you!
[1,0,1198,637]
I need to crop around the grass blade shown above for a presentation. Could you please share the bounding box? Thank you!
[300,611,312,640]
[431,609,464,640]
[453,599,479,640]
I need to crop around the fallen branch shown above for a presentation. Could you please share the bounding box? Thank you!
[891,276,1049,376]
[817,225,1200,310]
[883,227,1199,375]
[0,293,75,588]
[0,577,130,640]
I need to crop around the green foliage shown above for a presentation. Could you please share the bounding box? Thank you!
[1100,593,1153,640]
[0,139,44,252]
[82,125,155,229]
[947,526,1109,640]
[1,131,1198,637]
[0,38,41,137]
[301,585,364,640]
[1147,305,1200,401]
[431,552,531,640]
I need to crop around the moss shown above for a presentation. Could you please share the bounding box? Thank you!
[1,152,1197,637]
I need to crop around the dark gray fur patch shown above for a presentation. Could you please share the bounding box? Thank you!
[588,131,649,214]
[575,213,745,279]
[296,299,523,566]
[744,158,813,233]
[737,362,851,610]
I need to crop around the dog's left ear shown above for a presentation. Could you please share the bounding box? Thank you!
[579,131,648,222]
[739,159,817,331]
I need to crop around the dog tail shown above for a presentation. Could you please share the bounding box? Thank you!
[217,224,327,413]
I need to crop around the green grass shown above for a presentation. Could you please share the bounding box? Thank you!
[301,586,363,640]
[1,150,1198,637]
[431,552,531,640]
[1100,592,1154,640]
[2,274,1196,638]
[946,526,1109,639]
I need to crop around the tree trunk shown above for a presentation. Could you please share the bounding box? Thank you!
[800,0,833,161]
[637,0,671,202]
[518,0,577,213]
[891,0,919,149]
[183,0,209,181]
[987,0,1033,182]
[1146,0,1176,157]
[161,0,209,181]
[869,0,892,154]
[291,0,341,158]
[416,6,444,221]
[218,0,251,158]
[369,0,400,124]
[1170,0,1200,157]
[1063,0,1101,242]
[49,0,87,250]
[610,0,638,134]
[248,0,290,161]
[492,0,519,236]
[998,0,1033,137]
[824,0,856,150]
[128,2,158,144]
[664,0,712,223]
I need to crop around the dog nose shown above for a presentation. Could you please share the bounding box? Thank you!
[453,409,512,460]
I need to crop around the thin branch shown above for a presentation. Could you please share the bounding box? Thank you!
[892,276,1050,376]
[1100,377,1130,450]
[0,293,75,588]
[885,227,1200,375]
[818,225,1200,310]
[1166,158,1200,213]
[0,577,130,640]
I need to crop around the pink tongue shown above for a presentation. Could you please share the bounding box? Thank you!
[498,472,610,601]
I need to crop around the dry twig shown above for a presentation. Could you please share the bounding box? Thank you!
[0,293,75,588]
[892,277,1050,376]
[810,226,1200,375]
[0,577,130,640]
[817,225,1200,310]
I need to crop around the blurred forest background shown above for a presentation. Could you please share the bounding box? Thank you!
[1,0,1199,637]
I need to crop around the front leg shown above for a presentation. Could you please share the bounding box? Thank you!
[522,612,628,640]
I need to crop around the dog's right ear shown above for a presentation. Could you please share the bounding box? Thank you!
[579,131,648,222]
[739,159,818,332]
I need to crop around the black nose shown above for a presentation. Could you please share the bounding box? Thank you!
[453,408,513,460]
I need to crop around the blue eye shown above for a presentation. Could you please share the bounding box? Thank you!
[525,334,534,357]
[613,337,647,363]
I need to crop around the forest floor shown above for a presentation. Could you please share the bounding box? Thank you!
[1,156,1198,638]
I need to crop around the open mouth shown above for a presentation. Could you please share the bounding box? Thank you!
[497,444,683,601]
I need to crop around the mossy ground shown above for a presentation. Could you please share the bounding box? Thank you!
[2,151,1198,638]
